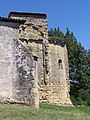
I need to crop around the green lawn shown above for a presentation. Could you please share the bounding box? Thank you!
[0,103,90,120]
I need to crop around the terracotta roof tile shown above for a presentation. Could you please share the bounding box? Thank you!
[48,37,66,45]
[0,16,26,23]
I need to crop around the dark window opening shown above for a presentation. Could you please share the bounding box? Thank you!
[33,56,38,61]
[58,59,63,69]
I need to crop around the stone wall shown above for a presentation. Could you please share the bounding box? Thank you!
[17,14,48,84]
[0,21,39,108]
[0,21,19,100]
[12,39,39,108]
[9,13,48,39]
[39,42,72,105]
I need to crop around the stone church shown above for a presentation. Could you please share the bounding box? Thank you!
[0,12,72,108]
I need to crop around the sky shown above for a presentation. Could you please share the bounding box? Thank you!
[0,0,90,49]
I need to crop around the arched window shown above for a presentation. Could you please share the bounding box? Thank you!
[58,59,63,69]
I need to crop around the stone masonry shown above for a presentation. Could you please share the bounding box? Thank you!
[0,12,72,108]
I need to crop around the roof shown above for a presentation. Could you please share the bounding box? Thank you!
[0,11,47,23]
[8,11,47,19]
[0,16,26,23]
[48,37,66,45]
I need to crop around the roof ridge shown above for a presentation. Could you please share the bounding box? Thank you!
[8,11,47,18]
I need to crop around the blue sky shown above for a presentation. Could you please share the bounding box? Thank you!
[0,0,90,49]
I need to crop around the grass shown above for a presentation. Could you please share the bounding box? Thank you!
[0,103,90,120]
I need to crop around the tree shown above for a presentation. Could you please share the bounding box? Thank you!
[48,27,64,38]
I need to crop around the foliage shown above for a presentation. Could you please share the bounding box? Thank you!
[48,27,64,38]
[48,28,90,106]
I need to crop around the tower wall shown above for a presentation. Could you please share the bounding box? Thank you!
[39,42,71,105]
[17,13,48,84]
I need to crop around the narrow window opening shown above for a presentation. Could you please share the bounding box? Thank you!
[58,59,63,69]
[33,56,38,61]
